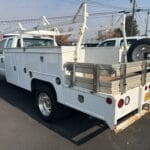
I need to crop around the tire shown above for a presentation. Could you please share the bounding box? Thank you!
[35,88,62,122]
[127,38,150,62]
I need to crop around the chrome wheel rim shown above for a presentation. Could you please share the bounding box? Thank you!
[132,44,150,61]
[38,92,52,117]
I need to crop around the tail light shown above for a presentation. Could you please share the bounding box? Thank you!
[118,99,124,108]
[149,85,150,89]
[106,98,112,104]
[145,86,148,91]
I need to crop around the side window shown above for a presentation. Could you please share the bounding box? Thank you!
[99,40,116,47]
[120,39,137,47]
[6,39,13,48]
[0,39,6,53]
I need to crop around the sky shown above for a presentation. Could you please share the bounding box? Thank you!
[0,0,149,38]
[0,0,149,18]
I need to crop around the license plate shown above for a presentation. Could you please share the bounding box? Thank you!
[144,92,150,101]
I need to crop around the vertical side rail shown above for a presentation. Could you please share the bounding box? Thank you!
[120,14,128,63]
[93,64,100,93]
[141,61,147,86]
[120,63,127,94]
[69,63,76,87]
[138,61,147,113]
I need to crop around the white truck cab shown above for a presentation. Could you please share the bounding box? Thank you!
[0,34,57,76]
[1,34,57,49]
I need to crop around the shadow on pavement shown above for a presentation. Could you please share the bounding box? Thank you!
[0,79,108,145]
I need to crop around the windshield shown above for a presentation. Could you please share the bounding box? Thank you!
[23,38,54,48]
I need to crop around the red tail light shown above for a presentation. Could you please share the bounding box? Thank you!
[106,98,112,104]
[145,86,148,91]
[149,85,150,89]
[118,99,124,108]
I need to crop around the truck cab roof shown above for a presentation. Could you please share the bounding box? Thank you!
[1,34,57,49]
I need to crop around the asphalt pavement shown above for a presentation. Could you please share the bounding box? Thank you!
[0,78,149,150]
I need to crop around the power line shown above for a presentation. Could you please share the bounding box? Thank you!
[0,8,149,26]
[136,13,145,25]
[87,0,129,10]
[145,11,150,36]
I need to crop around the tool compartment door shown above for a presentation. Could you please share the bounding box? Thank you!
[5,51,19,85]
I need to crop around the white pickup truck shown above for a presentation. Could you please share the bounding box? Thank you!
[94,36,150,63]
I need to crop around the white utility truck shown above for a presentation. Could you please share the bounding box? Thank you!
[0,3,149,133]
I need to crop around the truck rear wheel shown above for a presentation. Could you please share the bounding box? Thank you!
[127,38,150,62]
[35,88,60,122]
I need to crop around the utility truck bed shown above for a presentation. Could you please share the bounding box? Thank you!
[64,60,150,132]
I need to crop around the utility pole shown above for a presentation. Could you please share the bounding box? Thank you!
[145,11,150,36]
[130,0,136,36]
[111,14,114,28]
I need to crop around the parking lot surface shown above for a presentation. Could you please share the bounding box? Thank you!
[0,78,149,150]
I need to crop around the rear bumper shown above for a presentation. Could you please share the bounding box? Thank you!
[114,108,150,133]
[113,85,150,132]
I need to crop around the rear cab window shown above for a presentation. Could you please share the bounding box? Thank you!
[23,38,54,48]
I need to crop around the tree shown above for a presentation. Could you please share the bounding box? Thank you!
[113,15,139,37]
[125,15,139,36]
[97,28,115,40]
[98,14,139,40]
[56,27,73,45]
[113,28,122,37]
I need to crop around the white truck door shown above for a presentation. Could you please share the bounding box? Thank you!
[5,38,19,85]
[5,52,19,85]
